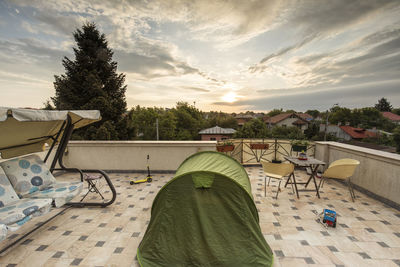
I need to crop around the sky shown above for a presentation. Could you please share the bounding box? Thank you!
[0,0,400,113]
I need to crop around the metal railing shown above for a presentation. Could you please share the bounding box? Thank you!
[217,139,315,165]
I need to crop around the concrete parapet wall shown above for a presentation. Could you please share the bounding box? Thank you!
[315,142,400,207]
[62,141,217,172]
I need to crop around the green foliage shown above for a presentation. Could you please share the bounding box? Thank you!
[363,133,394,147]
[290,139,309,146]
[52,22,127,140]
[129,106,158,140]
[234,118,270,138]
[305,109,320,118]
[304,122,319,139]
[267,109,283,117]
[158,111,177,140]
[327,106,395,132]
[329,106,352,125]
[219,140,234,146]
[271,126,304,139]
[204,111,238,129]
[392,108,400,116]
[172,102,204,140]
[375,97,392,112]
[43,100,54,110]
[393,127,400,153]
[95,121,117,140]
[127,102,203,140]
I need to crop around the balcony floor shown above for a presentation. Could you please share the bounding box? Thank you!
[0,167,400,266]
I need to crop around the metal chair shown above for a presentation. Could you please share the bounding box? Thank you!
[318,159,360,201]
[81,174,105,202]
[261,160,295,199]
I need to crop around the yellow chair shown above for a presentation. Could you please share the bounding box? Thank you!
[319,158,360,201]
[261,160,295,199]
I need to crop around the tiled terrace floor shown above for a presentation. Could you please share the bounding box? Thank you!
[0,166,400,267]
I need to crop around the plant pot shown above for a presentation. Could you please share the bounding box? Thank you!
[250,143,269,150]
[217,145,235,152]
[292,145,307,152]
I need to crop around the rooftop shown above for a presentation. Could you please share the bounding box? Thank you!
[382,112,400,122]
[198,126,236,135]
[266,113,311,124]
[1,167,399,266]
[339,126,377,139]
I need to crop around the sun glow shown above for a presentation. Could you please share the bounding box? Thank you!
[222,92,238,103]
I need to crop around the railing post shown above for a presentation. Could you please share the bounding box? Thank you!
[241,139,244,164]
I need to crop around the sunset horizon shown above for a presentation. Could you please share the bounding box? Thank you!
[1,0,399,113]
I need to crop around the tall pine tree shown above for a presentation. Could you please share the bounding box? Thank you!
[375,97,392,112]
[52,23,128,140]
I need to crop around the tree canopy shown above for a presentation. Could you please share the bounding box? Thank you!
[375,97,392,112]
[52,22,127,140]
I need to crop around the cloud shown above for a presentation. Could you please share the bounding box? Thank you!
[3,0,400,110]
[115,45,207,80]
[0,38,68,66]
[8,0,284,48]
[221,80,400,111]
[291,29,400,88]
[181,86,210,92]
[250,0,399,71]
[249,35,316,72]
[33,10,85,36]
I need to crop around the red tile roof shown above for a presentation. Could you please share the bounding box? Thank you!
[266,113,310,124]
[382,112,400,122]
[339,126,377,139]
[265,113,293,124]
[297,113,313,121]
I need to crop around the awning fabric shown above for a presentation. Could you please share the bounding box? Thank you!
[0,107,101,159]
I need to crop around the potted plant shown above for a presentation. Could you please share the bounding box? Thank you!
[217,141,235,152]
[291,140,309,152]
[250,143,269,150]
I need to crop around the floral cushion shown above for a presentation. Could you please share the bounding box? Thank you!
[29,181,83,208]
[0,198,52,226]
[0,224,7,242]
[0,155,56,197]
[0,167,20,207]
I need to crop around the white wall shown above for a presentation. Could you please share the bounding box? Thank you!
[276,117,308,132]
[320,125,351,141]
[61,141,217,171]
[315,141,400,206]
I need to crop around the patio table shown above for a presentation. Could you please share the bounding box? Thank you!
[283,156,326,199]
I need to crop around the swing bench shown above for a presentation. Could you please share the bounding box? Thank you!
[0,107,117,254]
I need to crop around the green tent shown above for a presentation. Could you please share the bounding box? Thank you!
[137,151,273,267]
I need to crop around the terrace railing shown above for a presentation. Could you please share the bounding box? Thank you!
[218,139,315,165]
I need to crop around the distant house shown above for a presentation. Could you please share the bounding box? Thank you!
[199,126,236,141]
[320,124,377,141]
[382,112,400,125]
[297,113,314,122]
[265,113,311,133]
[235,114,254,127]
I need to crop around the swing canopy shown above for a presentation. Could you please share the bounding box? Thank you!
[0,107,101,159]
[137,151,273,267]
